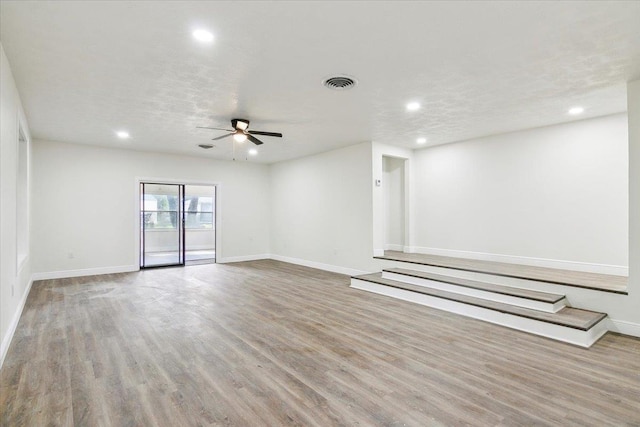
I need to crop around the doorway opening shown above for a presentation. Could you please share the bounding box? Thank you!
[140,182,216,268]
[382,156,406,252]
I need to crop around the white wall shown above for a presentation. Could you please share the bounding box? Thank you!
[31,140,270,277]
[383,156,405,250]
[626,80,640,335]
[412,113,629,273]
[269,142,376,275]
[0,45,33,366]
[540,87,639,336]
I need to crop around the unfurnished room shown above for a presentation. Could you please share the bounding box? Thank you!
[1,1,640,425]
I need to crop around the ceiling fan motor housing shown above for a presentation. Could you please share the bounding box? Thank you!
[197,118,281,146]
[232,118,250,131]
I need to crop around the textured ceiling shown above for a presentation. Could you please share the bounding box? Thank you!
[1,1,639,163]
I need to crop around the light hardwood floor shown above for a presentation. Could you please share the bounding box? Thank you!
[1,260,639,426]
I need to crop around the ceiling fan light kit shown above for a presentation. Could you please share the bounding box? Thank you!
[233,132,248,143]
[197,118,283,147]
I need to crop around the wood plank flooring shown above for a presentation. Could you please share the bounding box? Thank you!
[384,267,565,303]
[1,260,639,426]
[378,251,629,293]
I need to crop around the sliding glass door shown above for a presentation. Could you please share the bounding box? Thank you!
[140,183,184,268]
[140,182,217,268]
[184,185,216,263]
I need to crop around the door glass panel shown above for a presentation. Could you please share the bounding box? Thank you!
[184,185,216,263]
[141,183,183,267]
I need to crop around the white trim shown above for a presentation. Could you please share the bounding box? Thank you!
[608,319,640,337]
[32,265,138,281]
[217,254,270,263]
[373,248,385,257]
[384,244,404,251]
[270,254,368,276]
[410,246,628,276]
[15,118,30,273]
[350,278,608,347]
[0,276,33,369]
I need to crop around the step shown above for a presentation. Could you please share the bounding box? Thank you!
[350,273,608,348]
[382,268,567,313]
[375,251,628,294]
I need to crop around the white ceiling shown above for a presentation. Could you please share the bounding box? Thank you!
[1,1,639,164]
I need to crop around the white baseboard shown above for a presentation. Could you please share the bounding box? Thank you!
[217,254,270,263]
[373,248,385,257]
[410,246,628,276]
[0,276,33,370]
[384,244,404,251]
[32,265,139,281]
[270,254,368,276]
[608,319,640,338]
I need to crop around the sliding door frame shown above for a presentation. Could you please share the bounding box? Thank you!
[140,182,185,268]
[136,177,221,270]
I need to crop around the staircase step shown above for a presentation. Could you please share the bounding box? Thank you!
[350,273,608,347]
[383,268,566,313]
[375,251,628,294]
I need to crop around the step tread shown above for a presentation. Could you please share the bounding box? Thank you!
[375,251,628,294]
[352,273,607,331]
[384,268,565,303]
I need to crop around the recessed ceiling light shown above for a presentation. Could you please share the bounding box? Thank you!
[192,29,214,43]
[248,148,258,156]
[116,131,130,139]
[406,102,421,111]
[568,106,584,115]
[417,137,427,144]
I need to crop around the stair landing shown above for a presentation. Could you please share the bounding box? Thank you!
[376,251,627,294]
[354,273,605,331]
[350,272,609,347]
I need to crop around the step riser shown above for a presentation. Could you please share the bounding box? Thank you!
[382,271,566,313]
[350,278,607,348]
[378,259,579,295]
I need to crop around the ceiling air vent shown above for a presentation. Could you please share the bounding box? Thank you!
[323,75,357,90]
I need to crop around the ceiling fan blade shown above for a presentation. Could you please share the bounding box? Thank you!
[197,126,233,131]
[211,133,234,141]
[247,134,264,145]
[248,130,283,138]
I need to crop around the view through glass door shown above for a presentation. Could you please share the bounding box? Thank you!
[140,182,216,268]
[184,185,216,264]
[140,183,184,268]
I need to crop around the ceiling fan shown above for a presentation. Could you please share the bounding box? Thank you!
[197,118,283,145]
